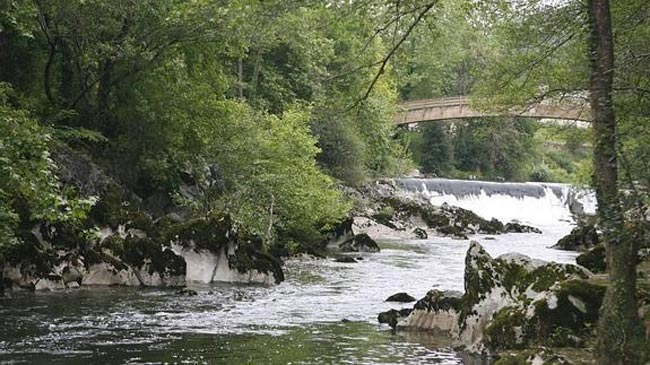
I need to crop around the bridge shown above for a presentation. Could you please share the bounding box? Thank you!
[394,96,591,125]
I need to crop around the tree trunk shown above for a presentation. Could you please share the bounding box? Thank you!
[97,58,113,133]
[589,0,645,363]
[60,39,75,106]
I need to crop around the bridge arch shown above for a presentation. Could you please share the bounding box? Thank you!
[394,96,591,125]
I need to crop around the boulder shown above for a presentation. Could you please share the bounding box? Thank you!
[378,308,413,329]
[504,222,542,234]
[552,224,600,251]
[391,241,594,354]
[386,292,416,303]
[167,214,284,285]
[339,233,380,253]
[412,227,428,239]
[396,289,462,336]
[576,245,606,273]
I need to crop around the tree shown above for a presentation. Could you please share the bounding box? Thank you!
[587,0,645,363]
[419,122,452,175]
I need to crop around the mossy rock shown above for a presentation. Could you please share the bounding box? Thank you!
[480,218,505,235]
[412,227,427,239]
[552,225,600,251]
[530,279,605,345]
[120,236,185,277]
[371,206,398,229]
[495,255,590,297]
[413,289,462,312]
[576,245,606,273]
[165,214,232,255]
[378,308,413,329]
[504,222,542,234]
[229,235,284,284]
[37,222,87,250]
[485,307,529,351]
[437,224,468,239]
[3,233,59,279]
[88,185,154,236]
[339,233,380,252]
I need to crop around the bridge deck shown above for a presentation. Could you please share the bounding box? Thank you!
[394,97,591,124]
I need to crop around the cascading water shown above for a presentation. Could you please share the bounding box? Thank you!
[0,178,595,364]
[399,177,596,225]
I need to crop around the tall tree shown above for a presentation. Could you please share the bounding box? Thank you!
[588,0,645,363]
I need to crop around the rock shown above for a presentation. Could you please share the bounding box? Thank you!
[168,214,284,284]
[120,237,187,287]
[552,224,600,251]
[176,288,198,296]
[494,348,574,365]
[576,245,606,273]
[323,217,355,247]
[437,225,468,239]
[396,289,462,335]
[378,308,413,329]
[386,292,416,303]
[504,222,542,234]
[334,256,357,263]
[393,241,594,354]
[61,265,83,284]
[412,227,428,239]
[339,233,380,253]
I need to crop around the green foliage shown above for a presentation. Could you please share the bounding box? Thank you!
[452,118,538,180]
[419,123,452,176]
[0,84,94,256]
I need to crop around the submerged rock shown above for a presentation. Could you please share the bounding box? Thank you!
[389,241,595,354]
[176,288,198,296]
[334,256,357,263]
[386,292,416,303]
[552,224,599,251]
[378,308,413,329]
[339,233,380,253]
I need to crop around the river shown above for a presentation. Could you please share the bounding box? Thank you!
[0,178,593,364]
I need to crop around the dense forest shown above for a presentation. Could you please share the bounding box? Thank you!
[1,0,650,363]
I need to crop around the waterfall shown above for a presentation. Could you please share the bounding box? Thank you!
[398,178,596,227]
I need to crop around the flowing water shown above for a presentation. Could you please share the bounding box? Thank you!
[0,178,593,364]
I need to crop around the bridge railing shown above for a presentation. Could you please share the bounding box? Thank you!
[394,96,591,124]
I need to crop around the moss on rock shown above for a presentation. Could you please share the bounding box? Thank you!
[485,307,529,351]
[576,245,606,273]
[339,233,380,252]
[552,224,600,251]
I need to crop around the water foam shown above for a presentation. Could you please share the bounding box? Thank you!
[399,178,595,227]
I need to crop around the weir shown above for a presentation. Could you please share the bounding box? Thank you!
[397,177,596,226]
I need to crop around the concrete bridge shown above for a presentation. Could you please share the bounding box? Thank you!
[394,96,590,125]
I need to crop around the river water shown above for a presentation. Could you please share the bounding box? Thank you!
[0,179,591,364]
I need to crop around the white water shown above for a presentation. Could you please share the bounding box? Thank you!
[0,178,593,364]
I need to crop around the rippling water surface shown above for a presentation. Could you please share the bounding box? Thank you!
[0,180,583,364]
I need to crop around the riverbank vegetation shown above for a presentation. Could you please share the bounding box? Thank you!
[2,0,649,362]
[0,1,419,262]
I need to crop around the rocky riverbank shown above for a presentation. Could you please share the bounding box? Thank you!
[0,148,285,296]
[346,179,541,242]
[378,237,650,364]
